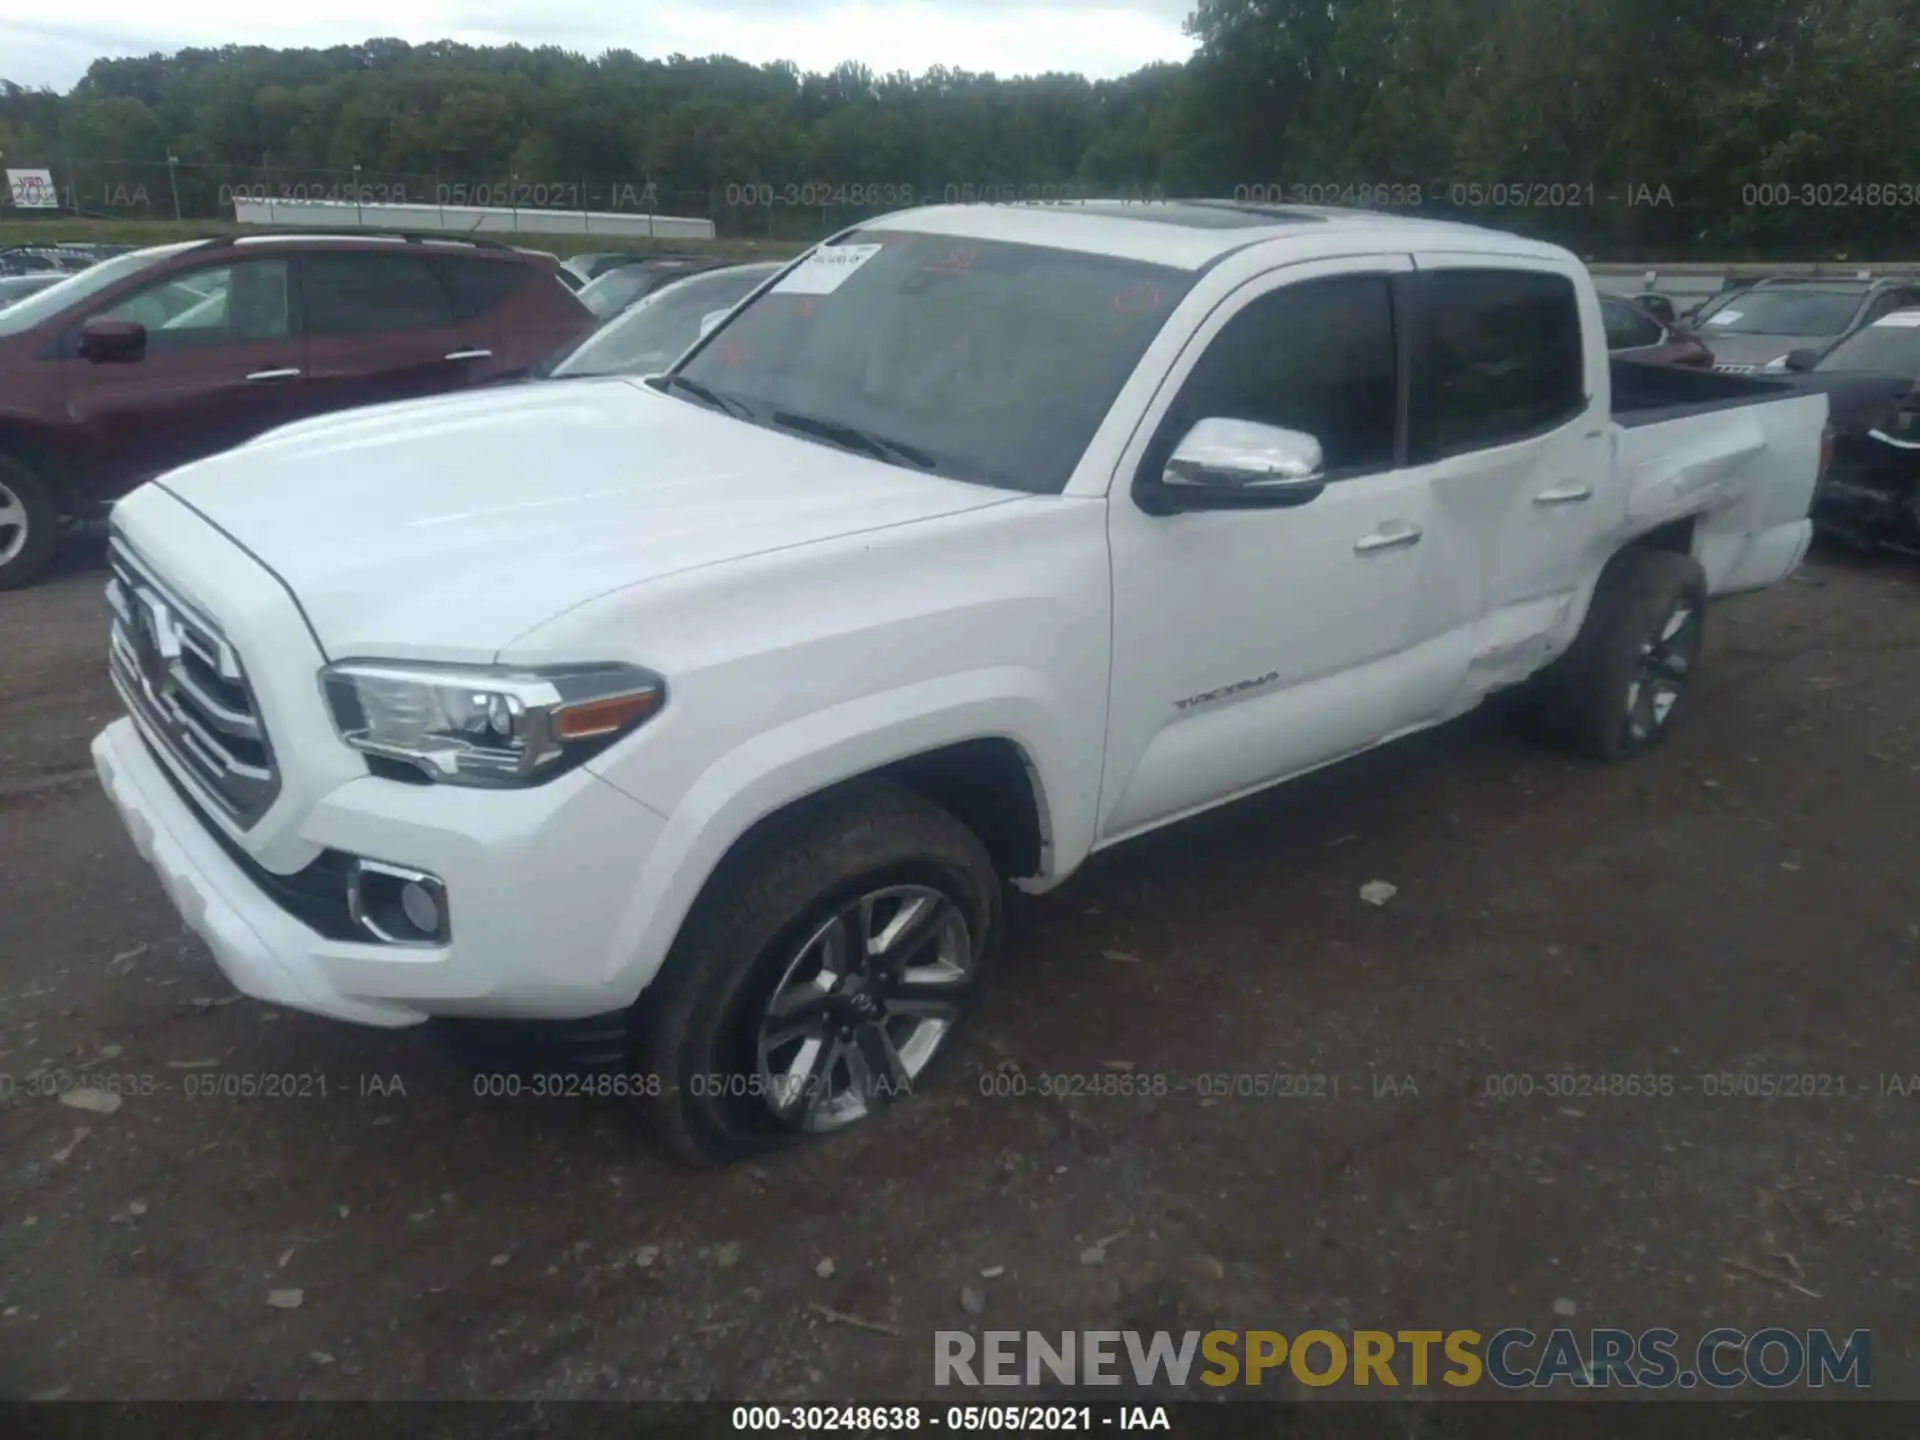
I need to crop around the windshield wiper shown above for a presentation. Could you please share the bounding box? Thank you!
[650,373,754,419]
[767,409,938,470]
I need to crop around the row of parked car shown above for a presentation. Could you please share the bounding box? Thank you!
[2,231,1917,590]
[1492,278,1920,557]
[0,233,785,587]
[1679,276,1920,555]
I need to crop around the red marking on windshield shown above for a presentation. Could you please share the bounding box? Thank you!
[925,247,976,275]
[1112,284,1162,315]
[715,342,747,365]
[797,299,815,318]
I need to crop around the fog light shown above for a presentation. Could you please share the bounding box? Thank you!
[346,859,450,947]
[400,881,441,934]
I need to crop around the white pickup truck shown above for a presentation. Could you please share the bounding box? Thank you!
[93,202,1827,1163]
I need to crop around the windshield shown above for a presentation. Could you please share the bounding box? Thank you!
[671,230,1197,494]
[0,242,195,336]
[1817,318,1920,372]
[553,266,777,378]
[1699,288,1864,337]
[1690,285,1751,322]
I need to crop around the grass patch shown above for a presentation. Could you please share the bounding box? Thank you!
[0,217,810,262]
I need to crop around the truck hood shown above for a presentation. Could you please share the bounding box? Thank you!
[154,377,1015,661]
[1700,332,1836,368]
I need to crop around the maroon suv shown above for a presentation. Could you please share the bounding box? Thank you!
[0,231,594,588]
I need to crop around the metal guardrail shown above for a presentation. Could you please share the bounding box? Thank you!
[229,196,717,241]
[1587,263,1918,303]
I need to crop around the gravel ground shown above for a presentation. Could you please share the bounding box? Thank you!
[1,538,1917,1403]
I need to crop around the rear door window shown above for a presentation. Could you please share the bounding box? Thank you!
[431,255,530,322]
[300,252,456,335]
[1415,269,1585,456]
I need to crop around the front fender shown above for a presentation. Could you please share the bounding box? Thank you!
[589,667,1088,1003]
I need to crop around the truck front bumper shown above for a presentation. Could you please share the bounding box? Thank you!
[93,717,670,1027]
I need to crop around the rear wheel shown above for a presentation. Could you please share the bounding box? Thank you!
[0,452,59,591]
[644,779,1000,1166]
[1532,547,1707,761]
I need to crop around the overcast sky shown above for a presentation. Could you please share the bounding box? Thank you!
[0,1,1199,92]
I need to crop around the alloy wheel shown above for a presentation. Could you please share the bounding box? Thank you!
[755,884,974,1133]
[1624,598,1700,744]
[0,480,28,567]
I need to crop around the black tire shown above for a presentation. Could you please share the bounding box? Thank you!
[642,778,1001,1166]
[0,451,59,591]
[1531,547,1708,762]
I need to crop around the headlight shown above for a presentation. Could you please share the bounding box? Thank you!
[1762,355,1790,371]
[320,661,665,786]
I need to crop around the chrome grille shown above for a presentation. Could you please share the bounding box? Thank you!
[1713,363,1759,374]
[107,537,279,827]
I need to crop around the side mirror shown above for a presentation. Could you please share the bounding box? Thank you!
[1783,348,1821,373]
[1635,293,1676,325]
[1139,417,1328,513]
[78,317,146,363]
[697,309,730,338]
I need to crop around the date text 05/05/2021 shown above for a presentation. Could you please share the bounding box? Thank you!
[733,1406,1170,1432]
[736,1319,1872,1434]
[0,1069,410,1102]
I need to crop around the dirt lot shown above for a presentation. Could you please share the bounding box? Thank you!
[2,539,1917,1404]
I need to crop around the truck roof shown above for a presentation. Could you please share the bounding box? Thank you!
[861,199,1576,271]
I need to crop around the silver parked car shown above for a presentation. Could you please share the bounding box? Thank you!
[1700,276,1920,373]
[544,262,783,378]
[0,273,65,310]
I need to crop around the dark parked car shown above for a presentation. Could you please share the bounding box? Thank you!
[1788,311,1920,555]
[576,255,729,319]
[1696,276,1920,373]
[0,231,594,588]
[1599,294,1713,367]
[543,261,783,378]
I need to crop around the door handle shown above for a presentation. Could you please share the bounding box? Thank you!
[1535,483,1595,505]
[444,348,493,362]
[245,367,301,381]
[1354,521,1422,554]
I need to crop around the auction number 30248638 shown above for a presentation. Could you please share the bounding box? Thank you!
[730,1405,1173,1431]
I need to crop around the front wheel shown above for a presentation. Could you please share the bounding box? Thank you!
[1531,547,1708,761]
[643,779,1001,1165]
[0,452,59,591]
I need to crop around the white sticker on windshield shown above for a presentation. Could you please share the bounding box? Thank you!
[1706,310,1743,326]
[1872,310,1920,327]
[773,243,884,295]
